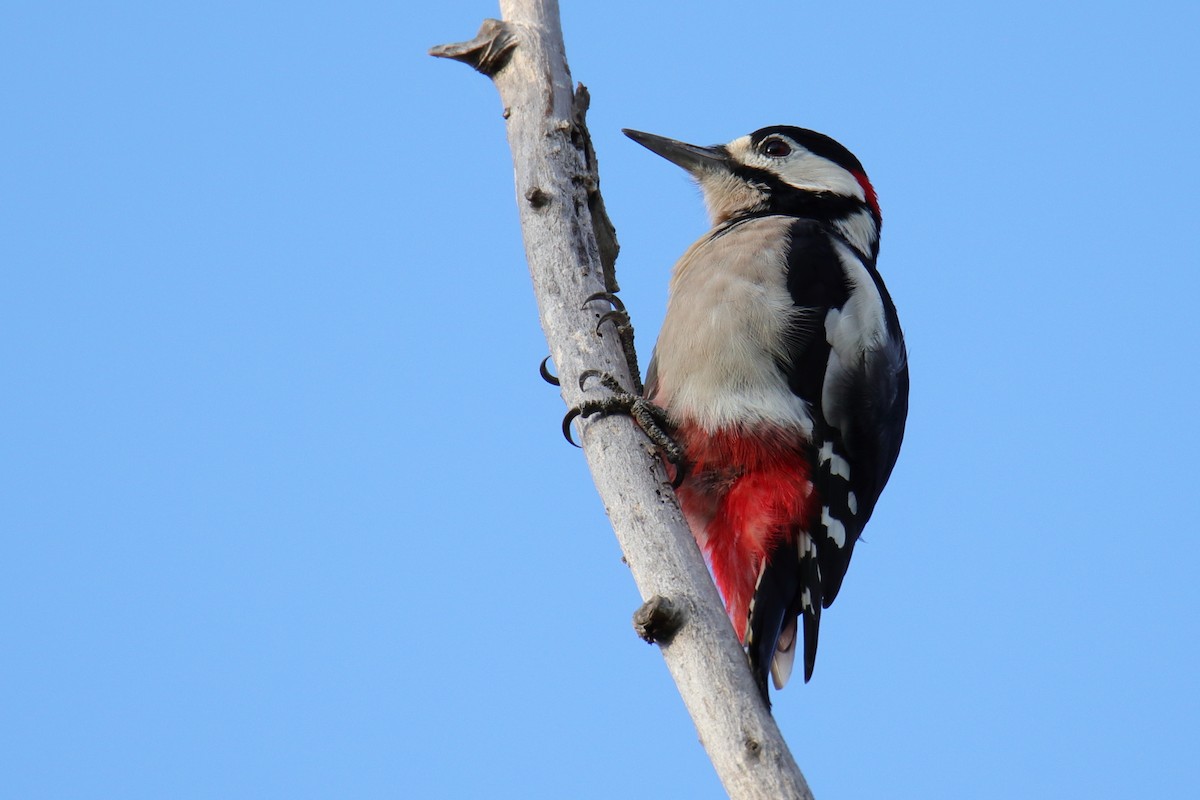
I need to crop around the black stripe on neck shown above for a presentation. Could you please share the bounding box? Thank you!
[731,164,874,225]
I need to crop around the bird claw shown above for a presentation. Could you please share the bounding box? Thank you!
[582,292,643,395]
[595,310,629,336]
[559,294,677,479]
[550,296,636,445]
[582,291,625,313]
[579,368,626,394]
[561,406,584,447]
[558,371,629,446]
[539,356,560,386]
[561,370,687,485]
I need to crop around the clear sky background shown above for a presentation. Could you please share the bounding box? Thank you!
[4,2,1199,798]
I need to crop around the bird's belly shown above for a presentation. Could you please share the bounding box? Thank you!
[673,422,813,640]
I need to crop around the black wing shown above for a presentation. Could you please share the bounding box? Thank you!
[747,218,908,690]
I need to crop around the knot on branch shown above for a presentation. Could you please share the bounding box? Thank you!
[429,19,517,77]
[744,736,763,760]
[525,186,550,208]
[633,595,682,644]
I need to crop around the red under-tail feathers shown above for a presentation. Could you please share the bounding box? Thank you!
[670,422,813,642]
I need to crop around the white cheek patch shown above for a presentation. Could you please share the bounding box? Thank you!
[777,154,864,200]
[734,138,865,201]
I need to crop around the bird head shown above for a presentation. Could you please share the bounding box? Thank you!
[624,126,880,253]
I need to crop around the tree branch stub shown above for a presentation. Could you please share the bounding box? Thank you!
[428,19,517,76]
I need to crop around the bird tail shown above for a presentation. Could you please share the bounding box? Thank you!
[746,532,824,704]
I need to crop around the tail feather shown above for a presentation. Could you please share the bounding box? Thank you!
[800,534,824,683]
[770,619,797,689]
[747,531,826,704]
[802,603,821,683]
[746,534,801,703]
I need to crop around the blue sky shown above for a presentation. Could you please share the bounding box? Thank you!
[4,2,1199,798]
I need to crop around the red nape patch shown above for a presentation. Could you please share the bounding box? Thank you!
[853,171,881,220]
[672,423,813,641]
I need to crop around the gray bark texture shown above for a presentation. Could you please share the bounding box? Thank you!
[431,3,814,798]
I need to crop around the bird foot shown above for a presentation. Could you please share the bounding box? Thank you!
[562,370,687,487]
[539,291,638,390]
[584,292,643,395]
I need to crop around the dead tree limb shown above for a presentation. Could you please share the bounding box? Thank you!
[431,3,814,798]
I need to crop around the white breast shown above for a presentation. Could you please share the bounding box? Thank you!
[651,216,814,435]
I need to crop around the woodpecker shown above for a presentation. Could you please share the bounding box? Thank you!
[624,126,908,699]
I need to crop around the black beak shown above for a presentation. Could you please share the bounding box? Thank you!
[623,129,728,175]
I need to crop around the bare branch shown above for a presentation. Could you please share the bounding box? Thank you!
[432,3,814,798]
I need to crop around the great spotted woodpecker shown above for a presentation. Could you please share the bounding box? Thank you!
[623,126,908,699]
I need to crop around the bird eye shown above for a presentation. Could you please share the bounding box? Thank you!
[762,138,791,157]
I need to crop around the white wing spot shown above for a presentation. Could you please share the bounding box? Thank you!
[800,588,813,612]
[818,441,852,480]
[848,491,858,516]
[822,506,847,548]
[801,534,817,558]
